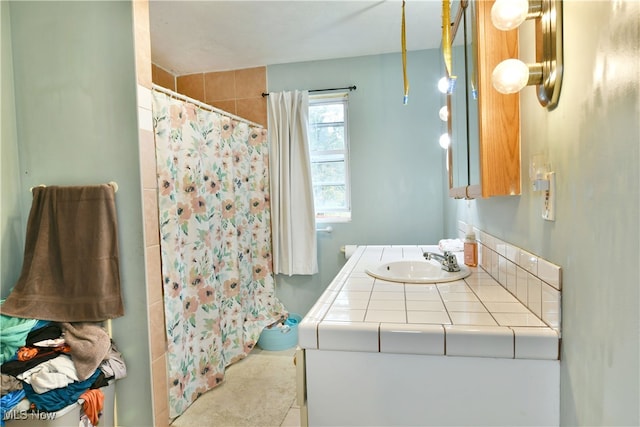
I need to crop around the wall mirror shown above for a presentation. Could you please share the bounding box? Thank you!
[446,0,521,199]
[447,0,469,193]
[465,0,480,189]
[447,0,476,198]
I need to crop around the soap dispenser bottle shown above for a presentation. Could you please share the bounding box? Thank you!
[464,225,478,267]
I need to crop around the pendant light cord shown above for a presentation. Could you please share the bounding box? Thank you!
[441,0,457,94]
[402,0,409,104]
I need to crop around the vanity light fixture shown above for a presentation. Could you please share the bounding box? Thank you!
[437,76,451,149]
[438,76,458,94]
[437,77,450,94]
[490,0,563,110]
[439,133,451,149]
[439,106,449,121]
[438,112,450,149]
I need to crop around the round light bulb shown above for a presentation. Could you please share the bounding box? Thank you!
[437,77,450,94]
[492,59,530,94]
[491,0,529,31]
[439,133,450,149]
[439,106,449,121]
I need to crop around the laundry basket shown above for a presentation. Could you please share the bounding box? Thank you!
[257,313,301,351]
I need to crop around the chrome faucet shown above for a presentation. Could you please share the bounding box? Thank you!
[423,251,461,272]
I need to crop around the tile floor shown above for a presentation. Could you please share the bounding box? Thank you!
[170,346,301,427]
[281,403,301,426]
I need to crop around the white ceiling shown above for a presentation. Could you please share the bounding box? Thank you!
[149,0,445,76]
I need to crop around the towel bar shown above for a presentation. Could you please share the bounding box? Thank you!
[29,182,119,193]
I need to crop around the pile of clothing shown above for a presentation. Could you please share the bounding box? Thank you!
[0,186,127,426]
[0,313,126,426]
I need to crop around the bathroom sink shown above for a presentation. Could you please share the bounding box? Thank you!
[365,259,471,284]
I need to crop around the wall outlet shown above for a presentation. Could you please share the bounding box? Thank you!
[542,172,556,221]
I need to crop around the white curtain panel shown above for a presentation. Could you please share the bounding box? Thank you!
[267,90,318,275]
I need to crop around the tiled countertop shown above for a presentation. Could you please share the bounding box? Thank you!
[299,245,560,360]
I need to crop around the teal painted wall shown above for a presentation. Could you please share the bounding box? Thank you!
[448,2,639,425]
[267,50,448,316]
[3,2,153,425]
[0,1,24,293]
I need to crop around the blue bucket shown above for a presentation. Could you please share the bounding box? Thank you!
[257,313,302,351]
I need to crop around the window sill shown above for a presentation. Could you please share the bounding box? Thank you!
[316,216,351,224]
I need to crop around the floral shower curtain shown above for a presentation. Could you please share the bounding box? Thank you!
[152,91,286,418]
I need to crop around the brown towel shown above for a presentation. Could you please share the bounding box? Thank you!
[1,185,124,321]
[62,322,111,381]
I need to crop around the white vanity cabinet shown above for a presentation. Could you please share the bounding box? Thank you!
[297,245,560,426]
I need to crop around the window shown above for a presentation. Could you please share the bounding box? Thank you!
[308,93,351,222]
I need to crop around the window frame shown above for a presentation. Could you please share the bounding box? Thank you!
[308,92,352,223]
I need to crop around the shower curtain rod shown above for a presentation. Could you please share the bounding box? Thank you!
[261,85,357,97]
[151,84,263,128]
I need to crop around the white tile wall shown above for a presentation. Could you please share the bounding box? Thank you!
[519,249,538,275]
[506,244,518,263]
[516,266,529,304]
[542,284,562,330]
[491,251,500,278]
[538,258,562,290]
[459,223,562,334]
[498,255,508,287]
[506,260,517,295]
[527,275,542,317]
[137,86,153,131]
